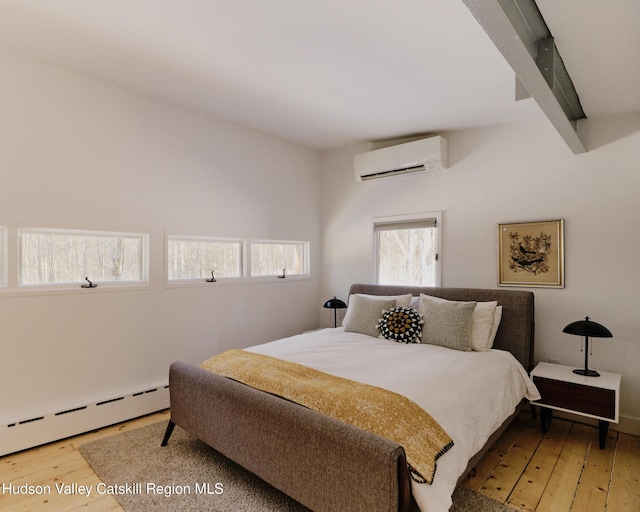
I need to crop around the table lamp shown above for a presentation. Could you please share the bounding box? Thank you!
[323,296,347,328]
[562,316,612,377]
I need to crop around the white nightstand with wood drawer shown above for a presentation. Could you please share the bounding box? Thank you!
[530,362,620,448]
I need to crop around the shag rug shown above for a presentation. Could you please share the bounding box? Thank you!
[78,421,516,512]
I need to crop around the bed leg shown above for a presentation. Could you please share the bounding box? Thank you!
[161,420,175,447]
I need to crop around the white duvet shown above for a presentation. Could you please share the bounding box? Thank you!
[246,328,540,512]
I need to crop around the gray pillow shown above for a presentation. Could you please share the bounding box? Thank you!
[343,295,397,338]
[421,300,476,351]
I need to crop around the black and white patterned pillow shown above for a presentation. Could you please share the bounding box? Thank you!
[377,307,424,343]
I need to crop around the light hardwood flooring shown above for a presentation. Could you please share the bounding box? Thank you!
[1,408,639,511]
[0,410,170,512]
[464,410,640,511]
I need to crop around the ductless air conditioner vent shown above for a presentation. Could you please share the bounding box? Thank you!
[359,164,427,181]
[354,136,448,182]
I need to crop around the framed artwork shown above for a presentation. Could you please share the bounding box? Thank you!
[498,219,564,288]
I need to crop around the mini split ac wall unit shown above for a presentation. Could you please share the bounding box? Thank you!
[354,135,448,181]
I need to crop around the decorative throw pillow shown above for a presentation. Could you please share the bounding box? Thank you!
[377,307,424,343]
[419,294,498,351]
[420,299,476,351]
[342,295,397,338]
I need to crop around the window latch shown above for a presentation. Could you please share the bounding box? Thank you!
[206,270,217,283]
[81,277,97,288]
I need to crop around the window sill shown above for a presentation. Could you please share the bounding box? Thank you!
[165,275,311,289]
[0,283,151,298]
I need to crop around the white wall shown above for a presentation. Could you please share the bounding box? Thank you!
[0,49,321,424]
[2,43,638,441]
[320,102,640,431]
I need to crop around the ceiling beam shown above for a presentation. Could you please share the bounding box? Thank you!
[462,0,587,153]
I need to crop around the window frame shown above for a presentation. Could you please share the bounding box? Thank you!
[17,227,149,291]
[249,239,310,279]
[166,235,311,286]
[166,234,247,285]
[374,211,442,287]
[0,227,6,288]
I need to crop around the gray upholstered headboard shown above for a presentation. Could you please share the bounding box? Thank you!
[348,284,535,371]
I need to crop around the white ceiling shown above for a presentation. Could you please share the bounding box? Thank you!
[0,0,637,150]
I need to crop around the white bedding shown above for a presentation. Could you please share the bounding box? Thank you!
[246,327,540,512]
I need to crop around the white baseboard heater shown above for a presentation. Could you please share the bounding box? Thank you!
[1,383,170,456]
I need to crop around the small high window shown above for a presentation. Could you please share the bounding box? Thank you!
[19,228,148,287]
[167,236,245,281]
[250,241,309,278]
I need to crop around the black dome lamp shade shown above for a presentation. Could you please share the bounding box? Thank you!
[323,297,347,328]
[562,316,613,377]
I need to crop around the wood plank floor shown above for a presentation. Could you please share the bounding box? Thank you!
[0,410,170,512]
[464,410,640,511]
[1,408,638,511]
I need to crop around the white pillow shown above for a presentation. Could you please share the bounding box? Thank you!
[347,293,413,308]
[343,295,397,338]
[487,306,503,349]
[469,301,499,351]
[418,294,498,352]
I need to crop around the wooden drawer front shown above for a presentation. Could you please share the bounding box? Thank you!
[533,376,615,420]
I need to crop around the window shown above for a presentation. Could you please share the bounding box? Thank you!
[0,227,6,287]
[167,236,244,281]
[375,213,441,286]
[250,241,309,278]
[19,229,148,287]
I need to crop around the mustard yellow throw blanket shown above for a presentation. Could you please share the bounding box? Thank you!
[201,349,453,484]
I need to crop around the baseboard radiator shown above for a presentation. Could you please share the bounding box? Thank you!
[1,383,170,456]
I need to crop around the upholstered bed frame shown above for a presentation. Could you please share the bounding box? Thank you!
[162,284,535,512]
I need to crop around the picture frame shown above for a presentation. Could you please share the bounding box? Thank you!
[497,219,564,288]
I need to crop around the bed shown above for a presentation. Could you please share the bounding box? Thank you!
[162,284,538,512]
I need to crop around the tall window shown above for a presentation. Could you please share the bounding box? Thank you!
[250,241,309,278]
[375,213,441,286]
[168,236,244,281]
[19,229,148,287]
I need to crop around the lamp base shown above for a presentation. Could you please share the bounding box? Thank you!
[573,368,600,377]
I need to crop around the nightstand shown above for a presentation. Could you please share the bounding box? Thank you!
[530,362,621,449]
